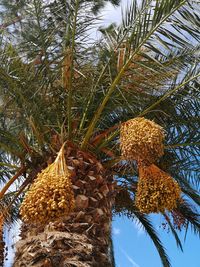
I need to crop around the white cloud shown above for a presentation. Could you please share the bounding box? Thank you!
[101,0,132,27]
[113,227,121,235]
[120,248,140,267]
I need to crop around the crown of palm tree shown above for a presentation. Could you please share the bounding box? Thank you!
[0,1,200,266]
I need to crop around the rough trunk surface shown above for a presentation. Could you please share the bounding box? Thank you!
[13,144,116,267]
[0,216,5,266]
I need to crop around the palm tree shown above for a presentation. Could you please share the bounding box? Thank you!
[0,0,200,266]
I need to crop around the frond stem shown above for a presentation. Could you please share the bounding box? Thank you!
[0,166,26,199]
[67,0,79,139]
[79,1,155,133]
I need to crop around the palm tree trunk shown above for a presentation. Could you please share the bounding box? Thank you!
[14,225,112,267]
[0,216,5,267]
[13,144,116,267]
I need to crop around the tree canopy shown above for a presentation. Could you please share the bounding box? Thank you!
[0,1,200,266]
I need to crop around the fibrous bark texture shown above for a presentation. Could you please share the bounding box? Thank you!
[0,215,5,266]
[14,143,116,267]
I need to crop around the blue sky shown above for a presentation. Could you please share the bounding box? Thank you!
[112,215,200,267]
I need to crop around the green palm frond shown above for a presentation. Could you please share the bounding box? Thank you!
[117,206,171,267]
[178,200,200,237]
[163,214,183,252]
[135,213,171,267]
[81,1,200,147]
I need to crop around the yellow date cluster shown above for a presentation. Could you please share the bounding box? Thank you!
[20,169,75,223]
[120,117,165,164]
[135,164,181,213]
